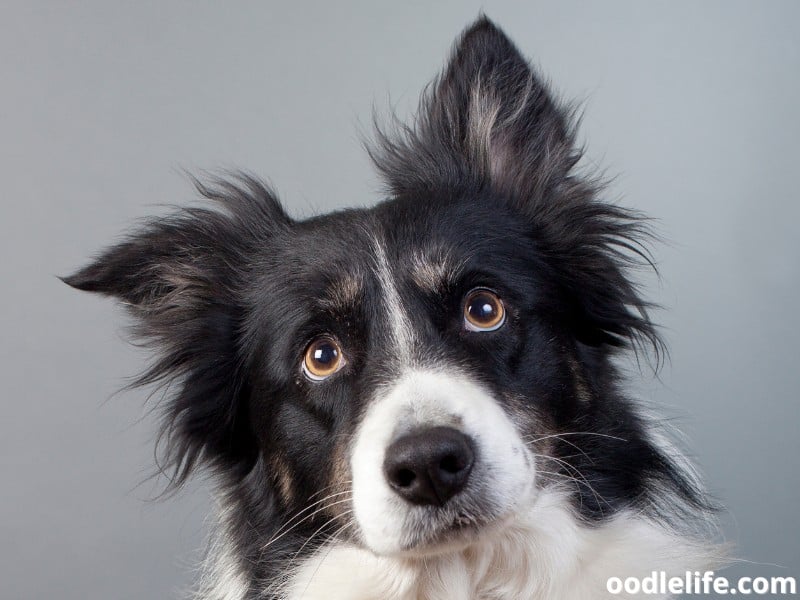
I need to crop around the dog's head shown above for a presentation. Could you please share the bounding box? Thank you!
[66,18,683,559]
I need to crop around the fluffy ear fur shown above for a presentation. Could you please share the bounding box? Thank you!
[370,16,574,202]
[371,16,663,360]
[63,175,291,487]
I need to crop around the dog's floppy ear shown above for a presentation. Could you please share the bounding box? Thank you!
[64,175,291,487]
[371,16,575,202]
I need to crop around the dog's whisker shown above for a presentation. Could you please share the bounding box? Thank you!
[525,432,628,444]
[290,511,354,564]
[306,482,353,503]
[265,491,352,544]
[524,432,606,464]
[292,515,357,600]
[263,495,353,551]
[537,467,609,516]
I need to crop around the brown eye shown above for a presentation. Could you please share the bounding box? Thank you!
[303,336,345,381]
[463,289,506,332]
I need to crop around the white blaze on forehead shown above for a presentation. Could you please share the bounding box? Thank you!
[370,235,416,364]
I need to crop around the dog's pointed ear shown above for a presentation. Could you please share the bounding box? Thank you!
[373,18,662,362]
[63,175,291,487]
[371,16,576,201]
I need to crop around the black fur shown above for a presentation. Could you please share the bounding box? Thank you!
[65,16,709,598]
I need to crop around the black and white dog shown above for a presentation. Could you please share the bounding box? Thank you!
[66,17,722,600]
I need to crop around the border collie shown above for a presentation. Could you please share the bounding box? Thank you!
[65,16,723,600]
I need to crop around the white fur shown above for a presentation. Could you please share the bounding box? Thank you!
[193,502,251,600]
[283,488,721,600]
[369,236,415,364]
[350,369,532,555]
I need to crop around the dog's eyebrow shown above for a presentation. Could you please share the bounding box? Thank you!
[320,273,364,310]
[409,248,468,292]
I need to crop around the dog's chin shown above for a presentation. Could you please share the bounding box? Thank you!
[370,505,520,560]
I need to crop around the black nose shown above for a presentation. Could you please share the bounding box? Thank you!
[383,426,475,507]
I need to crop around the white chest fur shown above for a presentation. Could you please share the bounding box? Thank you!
[279,490,720,600]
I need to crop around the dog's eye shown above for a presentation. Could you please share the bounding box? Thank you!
[303,336,345,381]
[463,289,505,332]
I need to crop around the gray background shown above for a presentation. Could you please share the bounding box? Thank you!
[2,2,798,598]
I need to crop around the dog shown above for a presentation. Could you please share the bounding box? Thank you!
[65,16,723,600]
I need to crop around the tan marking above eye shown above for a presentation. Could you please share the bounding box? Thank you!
[463,289,506,332]
[303,336,345,381]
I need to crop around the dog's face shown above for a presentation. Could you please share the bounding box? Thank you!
[246,198,562,556]
[66,19,672,563]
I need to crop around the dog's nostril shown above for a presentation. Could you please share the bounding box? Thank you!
[439,453,464,474]
[382,426,475,507]
[395,468,416,487]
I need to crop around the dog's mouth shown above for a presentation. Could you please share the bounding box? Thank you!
[395,504,517,557]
